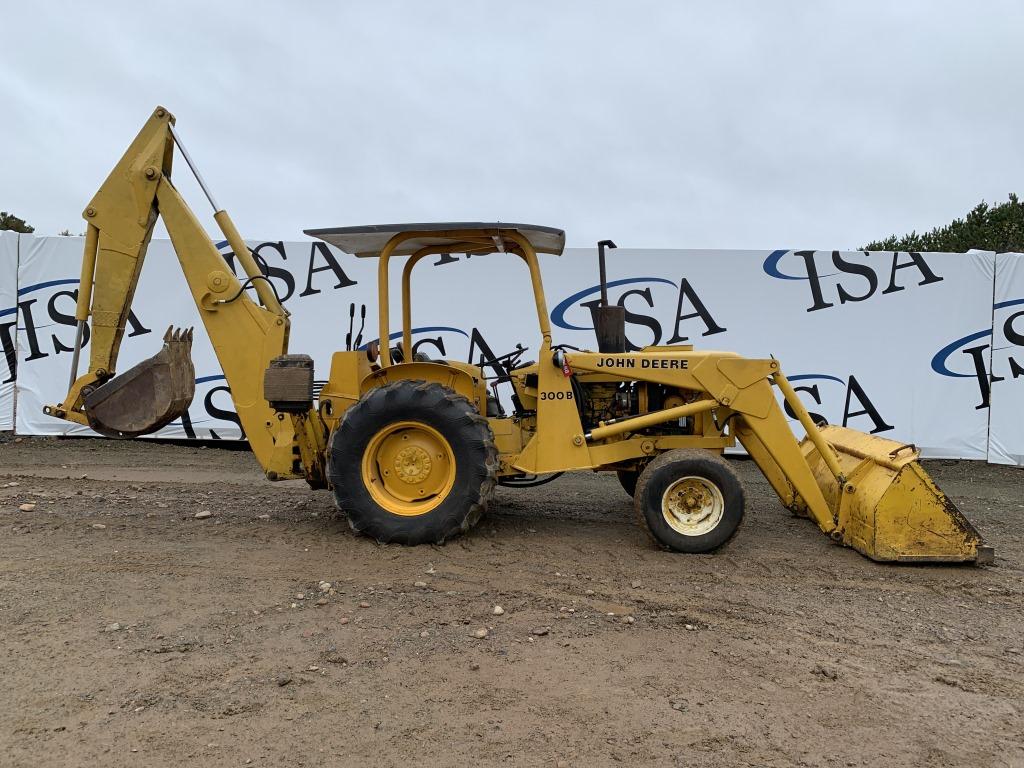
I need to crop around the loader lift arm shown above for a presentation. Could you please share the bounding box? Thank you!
[45,106,327,486]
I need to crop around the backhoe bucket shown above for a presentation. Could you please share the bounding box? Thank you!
[799,425,993,563]
[84,327,195,438]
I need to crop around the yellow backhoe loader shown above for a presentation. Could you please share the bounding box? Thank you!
[46,107,992,563]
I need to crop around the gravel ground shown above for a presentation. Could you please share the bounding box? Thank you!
[1,435,1022,768]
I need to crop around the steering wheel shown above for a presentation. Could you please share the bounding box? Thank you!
[479,344,529,374]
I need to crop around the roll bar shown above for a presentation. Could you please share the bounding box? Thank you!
[376,228,552,366]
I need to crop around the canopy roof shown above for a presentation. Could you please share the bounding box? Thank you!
[304,222,565,258]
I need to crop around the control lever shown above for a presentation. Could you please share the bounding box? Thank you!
[345,303,355,351]
[353,304,366,349]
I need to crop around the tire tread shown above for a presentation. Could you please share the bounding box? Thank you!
[329,380,496,545]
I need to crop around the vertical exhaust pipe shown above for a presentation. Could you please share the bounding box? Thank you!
[591,239,626,353]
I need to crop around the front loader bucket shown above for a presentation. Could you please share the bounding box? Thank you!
[84,327,195,438]
[799,425,993,564]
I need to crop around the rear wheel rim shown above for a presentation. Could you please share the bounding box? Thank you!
[362,421,456,516]
[661,476,724,536]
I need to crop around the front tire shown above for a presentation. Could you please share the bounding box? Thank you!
[634,450,745,553]
[329,380,496,544]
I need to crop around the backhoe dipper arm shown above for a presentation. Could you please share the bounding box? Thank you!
[47,106,325,484]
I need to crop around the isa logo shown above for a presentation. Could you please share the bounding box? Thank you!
[1,279,151,385]
[781,373,894,435]
[213,239,358,303]
[763,250,943,312]
[551,277,727,350]
[932,298,1024,409]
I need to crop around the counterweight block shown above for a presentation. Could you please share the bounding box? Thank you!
[84,326,196,438]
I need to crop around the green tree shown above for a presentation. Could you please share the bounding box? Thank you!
[0,211,34,233]
[865,194,1024,253]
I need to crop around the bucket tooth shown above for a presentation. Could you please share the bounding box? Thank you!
[84,325,196,438]
[799,425,992,563]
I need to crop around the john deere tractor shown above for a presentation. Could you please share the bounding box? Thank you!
[46,107,991,563]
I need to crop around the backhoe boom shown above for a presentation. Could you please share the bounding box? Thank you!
[46,106,326,485]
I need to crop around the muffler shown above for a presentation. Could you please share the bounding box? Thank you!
[83,327,195,438]
[799,425,993,563]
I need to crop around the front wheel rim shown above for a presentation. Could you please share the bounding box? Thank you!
[362,421,456,516]
[661,476,724,536]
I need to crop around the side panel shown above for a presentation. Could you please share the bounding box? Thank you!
[512,345,592,473]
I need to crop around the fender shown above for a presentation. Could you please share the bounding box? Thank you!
[360,361,486,414]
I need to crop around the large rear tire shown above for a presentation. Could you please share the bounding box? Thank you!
[329,380,496,544]
[634,450,745,553]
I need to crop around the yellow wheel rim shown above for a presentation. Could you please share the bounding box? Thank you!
[662,476,724,536]
[361,421,456,516]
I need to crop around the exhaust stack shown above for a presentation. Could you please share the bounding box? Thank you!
[590,239,626,353]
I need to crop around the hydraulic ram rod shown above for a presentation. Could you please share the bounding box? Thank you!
[68,224,99,389]
[169,123,284,316]
[168,123,220,211]
[586,399,717,442]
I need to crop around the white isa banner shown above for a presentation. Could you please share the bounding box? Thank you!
[11,235,1002,461]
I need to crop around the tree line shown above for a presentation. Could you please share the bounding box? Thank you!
[863,194,1023,253]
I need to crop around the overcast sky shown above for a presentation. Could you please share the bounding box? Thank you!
[2,1,1022,249]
